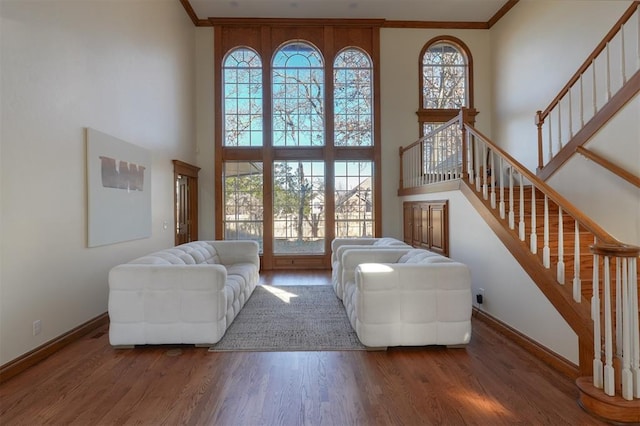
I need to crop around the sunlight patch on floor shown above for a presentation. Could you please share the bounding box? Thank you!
[452,391,515,419]
[262,285,299,303]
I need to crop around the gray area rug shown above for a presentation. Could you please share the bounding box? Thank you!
[209,285,366,352]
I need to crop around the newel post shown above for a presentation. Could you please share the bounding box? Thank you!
[459,108,468,178]
[589,242,640,401]
[399,146,404,192]
[535,110,544,172]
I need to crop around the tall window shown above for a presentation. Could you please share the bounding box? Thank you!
[215,23,381,269]
[272,42,325,147]
[417,36,474,136]
[223,48,263,147]
[223,161,264,250]
[334,161,373,238]
[333,49,374,237]
[273,160,325,254]
[334,48,373,147]
[422,42,467,109]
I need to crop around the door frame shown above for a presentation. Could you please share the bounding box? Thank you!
[173,160,200,246]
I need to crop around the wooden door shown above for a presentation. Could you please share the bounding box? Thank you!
[428,202,448,256]
[420,203,430,249]
[412,204,422,247]
[173,160,200,246]
[402,200,449,257]
[403,203,412,244]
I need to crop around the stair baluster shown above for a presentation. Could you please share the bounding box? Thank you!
[557,207,565,284]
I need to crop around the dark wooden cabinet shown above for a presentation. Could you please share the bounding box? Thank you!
[402,200,449,257]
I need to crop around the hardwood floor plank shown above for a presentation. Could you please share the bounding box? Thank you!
[0,272,606,425]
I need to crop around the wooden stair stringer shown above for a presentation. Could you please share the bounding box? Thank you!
[459,181,594,371]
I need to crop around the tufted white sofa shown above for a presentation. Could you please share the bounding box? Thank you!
[340,248,472,348]
[108,240,260,346]
[331,237,408,300]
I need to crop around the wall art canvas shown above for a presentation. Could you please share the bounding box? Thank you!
[87,128,151,247]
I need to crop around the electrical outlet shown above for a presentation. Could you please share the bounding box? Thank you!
[33,320,42,336]
[476,288,485,306]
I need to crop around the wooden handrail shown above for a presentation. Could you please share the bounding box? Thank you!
[589,242,640,257]
[399,114,460,154]
[464,124,620,246]
[576,146,640,188]
[539,1,639,121]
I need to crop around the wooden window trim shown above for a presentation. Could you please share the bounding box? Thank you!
[214,22,382,270]
[417,36,475,135]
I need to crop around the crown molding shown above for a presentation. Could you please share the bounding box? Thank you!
[180,0,519,29]
[487,0,519,28]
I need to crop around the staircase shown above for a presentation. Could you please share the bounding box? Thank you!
[459,165,639,424]
[396,4,640,422]
[398,109,639,422]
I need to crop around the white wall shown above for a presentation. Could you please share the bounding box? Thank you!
[403,191,578,362]
[195,28,215,240]
[0,0,195,365]
[490,0,631,170]
[548,97,640,245]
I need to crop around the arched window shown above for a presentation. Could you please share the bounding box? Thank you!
[334,48,373,147]
[215,23,381,269]
[222,48,263,147]
[272,41,325,147]
[417,36,474,135]
[333,49,374,237]
[422,41,468,109]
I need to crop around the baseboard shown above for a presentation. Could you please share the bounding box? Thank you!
[0,310,579,384]
[472,307,579,379]
[0,312,109,384]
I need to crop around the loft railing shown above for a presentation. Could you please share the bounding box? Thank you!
[535,2,640,172]
[398,115,463,189]
[398,108,640,409]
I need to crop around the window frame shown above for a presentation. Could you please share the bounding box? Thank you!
[214,21,382,270]
[417,35,476,136]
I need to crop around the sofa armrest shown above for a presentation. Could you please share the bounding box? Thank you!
[341,248,413,288]
[335,244,410,265]
[331,238,377,251]
[341,248,411,272]
[108,263,229,323]
[353,262,472,347]
[109,263,228,291]
[356,262,472,322]
[355,262,471,292]
[331,238,378,263]
[206,240,260,268]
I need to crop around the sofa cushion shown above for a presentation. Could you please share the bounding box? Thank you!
[372,238,407,247]
[127,242,221,265]
[398,249,442,264]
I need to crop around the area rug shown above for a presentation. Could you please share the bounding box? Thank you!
[209,285,366,352]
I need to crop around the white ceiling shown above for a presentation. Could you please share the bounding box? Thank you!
[188,0,511,22]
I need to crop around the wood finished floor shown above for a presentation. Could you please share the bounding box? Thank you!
[0,271,606,425]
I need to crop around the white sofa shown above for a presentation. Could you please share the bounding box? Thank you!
[340,248,472,348]
[331,237,408,300]
[108,240,260,346]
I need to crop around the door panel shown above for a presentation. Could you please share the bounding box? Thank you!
[173,160,200,246]
[176,174,190,245]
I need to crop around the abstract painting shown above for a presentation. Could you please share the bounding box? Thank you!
[86,128,151,247]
